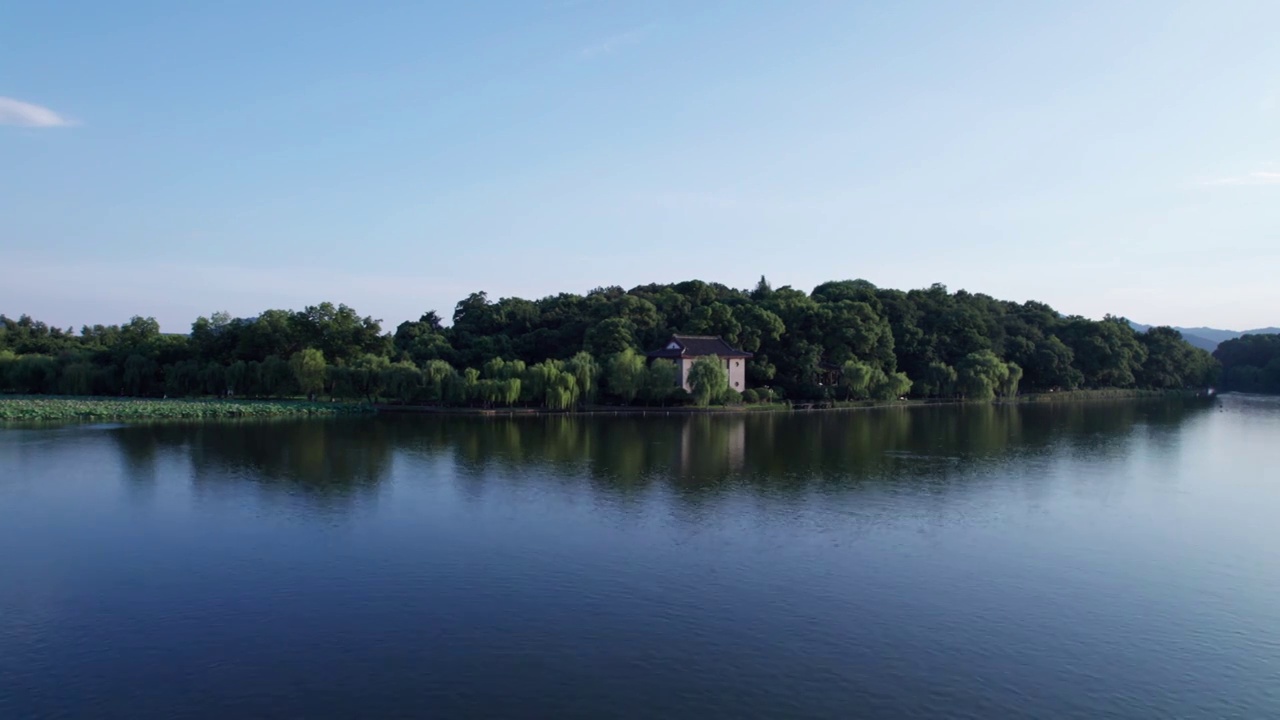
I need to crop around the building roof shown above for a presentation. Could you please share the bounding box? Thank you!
[646,334,754,359]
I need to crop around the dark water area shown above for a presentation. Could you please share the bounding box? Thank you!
[2,396,1279,718]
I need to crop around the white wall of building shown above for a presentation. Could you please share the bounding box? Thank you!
[677,356,748,392]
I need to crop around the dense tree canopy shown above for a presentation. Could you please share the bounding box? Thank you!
[1215,334,1280,394]
[0,278,1222,406]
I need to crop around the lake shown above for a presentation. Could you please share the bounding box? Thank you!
[2,396,1279,718]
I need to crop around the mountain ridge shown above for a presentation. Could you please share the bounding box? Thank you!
[1128,323,1280,351]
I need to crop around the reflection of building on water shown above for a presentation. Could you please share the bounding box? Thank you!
[678,415,746,477]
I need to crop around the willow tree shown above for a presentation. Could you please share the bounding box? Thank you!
[687,355,727,407]
[200,361,227,397]
[501,378,522,406]
[999,362,1024,398]
[606,348,646,404]
[261,355,294,398]
[566,351,599,407]
[462,368,481,405]
[840,360,874,399]
[525,360,564,407]
[290,348,327,400]
[917,361,957,398]
[382,361,422,403]
[870,369,912,400]
[957,350,1010,401]
[547,371,578,411]
[422,359,455,403]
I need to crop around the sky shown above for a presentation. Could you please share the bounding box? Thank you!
[3,0,1278,332]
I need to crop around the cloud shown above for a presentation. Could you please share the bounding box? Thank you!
[1202,171,1280,187]
[580,26,650,58]
[0,96,75,127]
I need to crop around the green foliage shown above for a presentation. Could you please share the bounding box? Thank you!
[260,355,294,397]
[0,279,1221,408]
[226,360,252,396]
[565,352,599,407]
[605,348,646,404]
[957,350,1010,401]
[382,361,423,403]
[289,348,327,398]
[722,388,743,405]
[165,360,201,397]
[840,360,874,399]
[741,388,760,404]
[422,360,455,403]
[0,396,370,421]
[585,317,637,356]
[871,370,913,401]
[642,359,678,405]
[687,356,727,407]
[59,362,95,396]
[916,361,957,397]
[1000,362,1023,398]
[1215,334,1280,393]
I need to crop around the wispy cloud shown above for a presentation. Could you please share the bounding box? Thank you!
[1202,171,1280,187]
[0,96,75,127]
[580,26,650,59]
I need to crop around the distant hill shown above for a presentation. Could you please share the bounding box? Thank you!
[1129,323,1280,352]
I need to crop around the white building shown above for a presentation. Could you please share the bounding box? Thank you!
[645,334,752,393]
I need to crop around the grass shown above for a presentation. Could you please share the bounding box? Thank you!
[0,396,373,422]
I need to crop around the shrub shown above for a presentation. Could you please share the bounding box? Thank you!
[741,388,760,404]
[722,388,743,405]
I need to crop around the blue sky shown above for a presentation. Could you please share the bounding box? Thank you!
[3,0,1278,332]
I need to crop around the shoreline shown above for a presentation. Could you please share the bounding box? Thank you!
[0,388,1212,423]
[376,388,1207,417]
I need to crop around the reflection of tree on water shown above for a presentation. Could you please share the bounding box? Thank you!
[394,399,1212,500]
[104,399,1212,509]
[109,418,394,499]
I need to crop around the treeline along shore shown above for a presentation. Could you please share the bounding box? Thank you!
[1,277,1240,417]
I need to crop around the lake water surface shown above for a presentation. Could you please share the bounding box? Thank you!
[2,396,1279,718]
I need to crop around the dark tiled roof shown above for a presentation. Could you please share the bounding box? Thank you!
[646,334,753,359]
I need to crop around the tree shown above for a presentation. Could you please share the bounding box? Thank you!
[59,362,94,395]
[352,354,391,402]
[957,350,1010,401]
[0,279,1223,403]
[870,370,912,401]
[261,355,294,397]
[226,360,251,396]
[687,355,727,407]
[566,351,599,407]
[290,348,327,400]
[422,360,455,403]
[547,372,578,411]
[606,348,646,404]
[642,359,678,405]
[200,361,227,397]
[999,362,1023,398]
[1215,334,1280,393]
[917,361,957,398]
[462,367,481,405]
[122,354,157,396]
[840,360,874,399]
[164,360,201,397]
[382,361,422,403]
